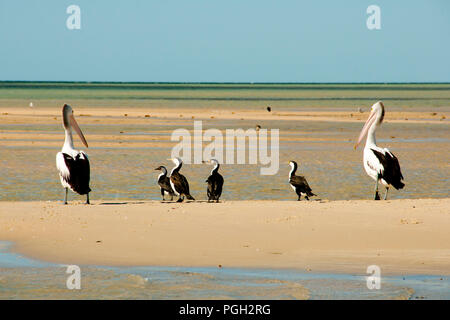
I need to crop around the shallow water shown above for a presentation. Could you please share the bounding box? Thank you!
[0,121,448,202]
[0,242,448,300]
[0,83,449,201]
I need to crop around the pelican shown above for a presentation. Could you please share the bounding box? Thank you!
[204,159,224,203]
[155,165,175,201]
[56,104,91,204]
[288,161,316,201]
[168,157,195,202]
[354,101,405,200]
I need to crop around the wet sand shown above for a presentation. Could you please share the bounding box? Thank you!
[0,199,448,275]
[1,104,449,201]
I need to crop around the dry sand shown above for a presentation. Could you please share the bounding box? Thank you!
[0,199,449,275]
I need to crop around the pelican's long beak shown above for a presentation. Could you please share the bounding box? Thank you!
[354,109,376,149]
[69,114,88,148]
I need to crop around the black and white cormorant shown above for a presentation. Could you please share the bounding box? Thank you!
[155,165,175,201]
[168,157,195,202]
[288,161,316,201]
[56,104,91,204]
[354,101,405,200]
[204,159,224,203]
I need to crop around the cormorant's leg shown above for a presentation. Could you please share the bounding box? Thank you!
[161,189,165,201]
[170,194,174,201]
[297,194,301,201]
[374,179,380,200]
[86,193,90,205]
[63,188,68,205]
[305,196,310,201]
[177,196,183,203]
[384,187,389,200]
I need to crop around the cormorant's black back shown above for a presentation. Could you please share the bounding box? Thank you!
[206,172,224,201]
[289,175,315,197]
[158,175,174,195]
[170,172,195,200]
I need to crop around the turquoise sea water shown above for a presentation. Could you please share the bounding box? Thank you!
[0,242,448,300]
[0,82,449,110]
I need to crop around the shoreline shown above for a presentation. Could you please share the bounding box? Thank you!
[0,199,449,276]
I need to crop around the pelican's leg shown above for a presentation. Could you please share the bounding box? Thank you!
[374,179,380,200]
[384,187,389,200]
[86,193,90,205]
[63,188,68,205]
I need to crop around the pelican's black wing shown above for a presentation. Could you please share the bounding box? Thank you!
[62,152,91,195]
[371,149,405,190]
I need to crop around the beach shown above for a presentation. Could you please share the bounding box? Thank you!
[0,199,449,275]
[1,83,449,202]
[0,83,449,299]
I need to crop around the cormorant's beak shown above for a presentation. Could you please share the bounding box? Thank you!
[69,114,88,148]
[354,109,376,150]
[154,167,160,170]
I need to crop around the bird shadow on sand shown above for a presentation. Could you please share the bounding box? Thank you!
[159,200,215,204]
[98,201,146,205]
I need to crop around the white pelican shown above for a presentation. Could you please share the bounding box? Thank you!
[204,159,224,203]
[168,157,195,202]
[56,104,91,204]
[354,101,405,200]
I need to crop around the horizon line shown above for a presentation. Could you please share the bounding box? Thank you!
[1,81,449,85]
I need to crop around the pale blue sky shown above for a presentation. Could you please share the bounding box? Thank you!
[0,0,449,82]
